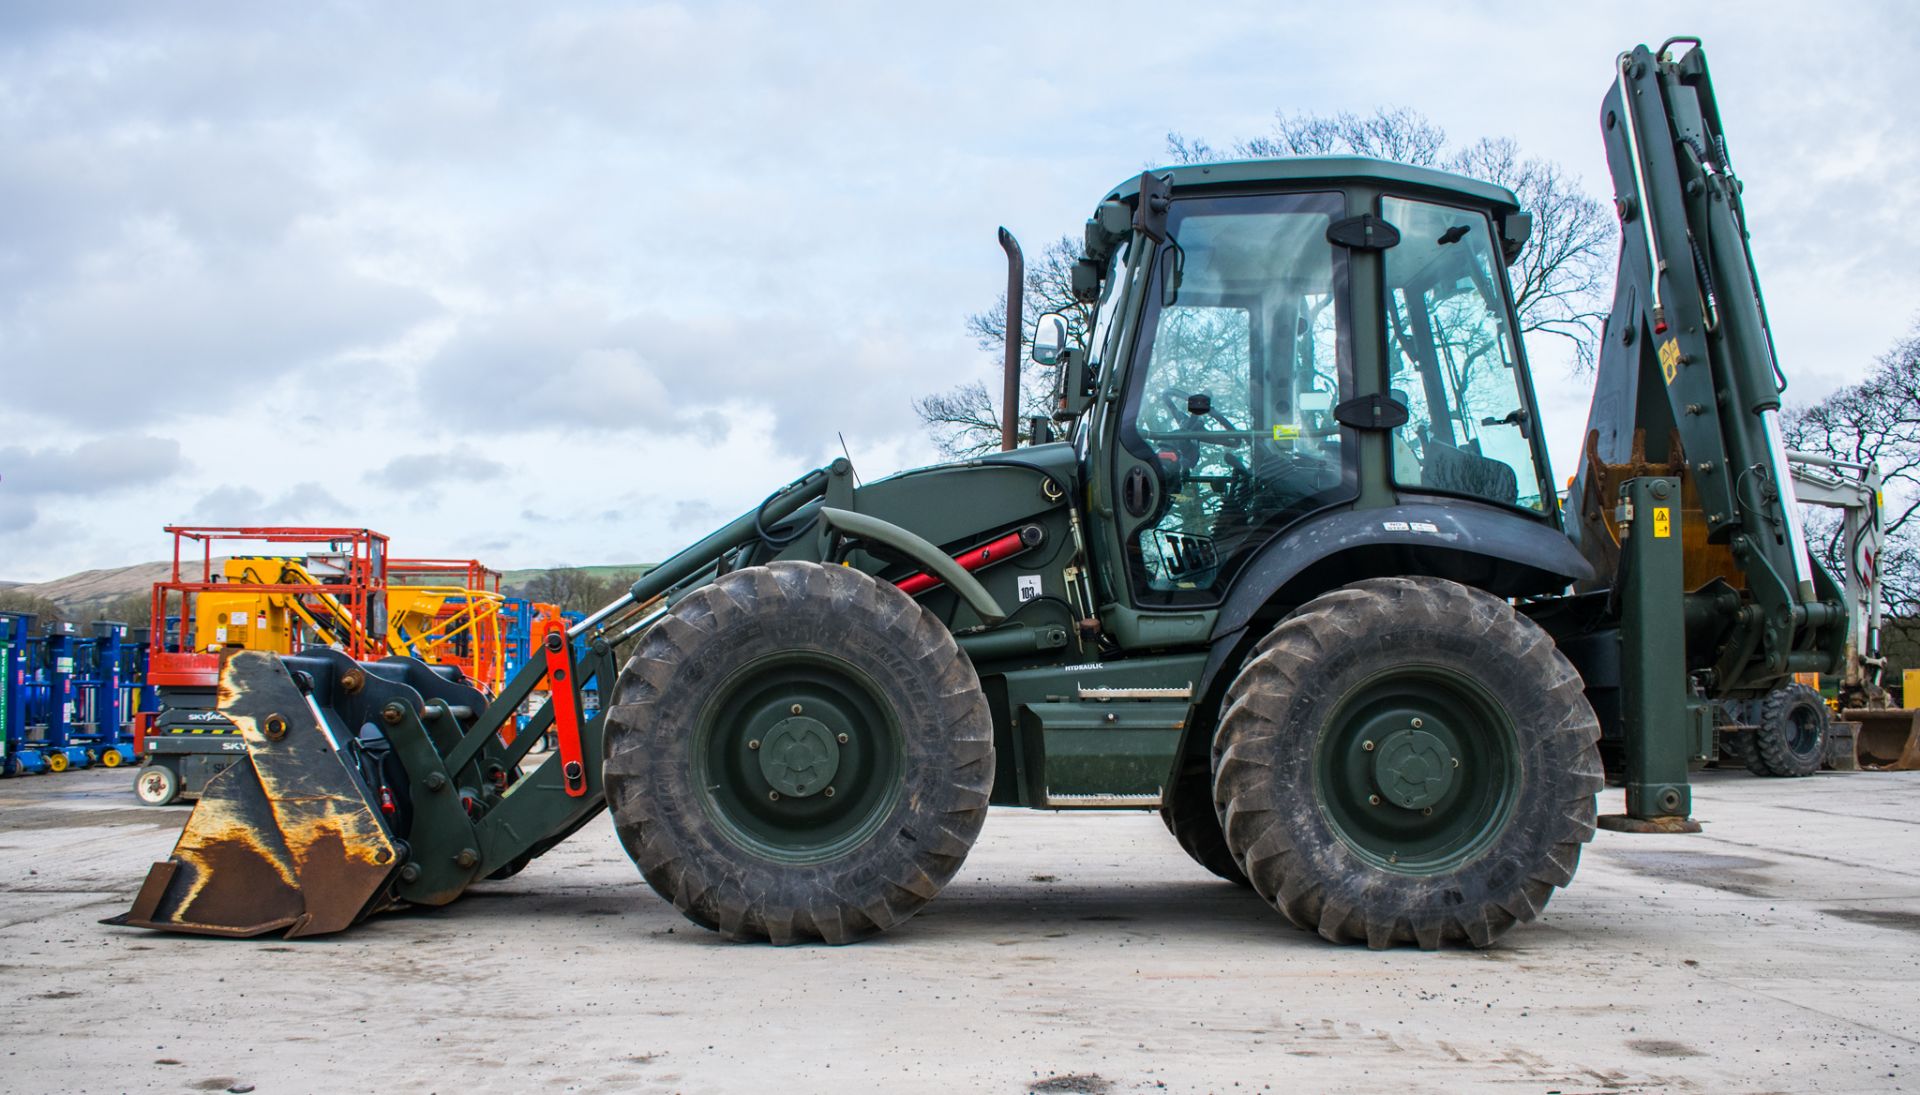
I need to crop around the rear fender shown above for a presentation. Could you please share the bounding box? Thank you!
[1167,501,1593,781]
[1213,500,1591,639]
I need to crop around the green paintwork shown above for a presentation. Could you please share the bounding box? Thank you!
[1021,702,1186,801]
[818,507,1005,623]
[1372,728,1455,810]
[997,654,1206,806]
[1314,665,1517,874]
[756,716,841,798]
[1574,42,1845,696]
[1616,476,1692,820]
[1102,156,1521,213]
[691,650,903,864]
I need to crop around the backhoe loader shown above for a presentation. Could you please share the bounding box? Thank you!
[113,36,1848,949]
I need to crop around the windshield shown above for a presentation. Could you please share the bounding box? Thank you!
[1118,191,1351,603]
[1383,196,1546,512]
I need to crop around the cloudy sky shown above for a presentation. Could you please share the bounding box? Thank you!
[2,1,1915,582]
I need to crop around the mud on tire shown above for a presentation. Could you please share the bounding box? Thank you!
[1213,577,1604,949]
[602,561,994,944]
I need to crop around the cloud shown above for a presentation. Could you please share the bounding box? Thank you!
[0,233,442,425]
[0,434,185,538]
[0,435,183,495]
[365,445,508,491]
[417,297,945,458]
[188,481,349,526]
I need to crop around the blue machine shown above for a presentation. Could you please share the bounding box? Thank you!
[37,623,93,772]
[128,626,157,723]
[68,622,136,767]
[0,613,47,776]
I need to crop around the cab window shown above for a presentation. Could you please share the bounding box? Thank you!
[1383,196,1545,512]
[1119,191,1351,603]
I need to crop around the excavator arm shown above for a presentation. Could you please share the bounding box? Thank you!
[1570,37,1847,694]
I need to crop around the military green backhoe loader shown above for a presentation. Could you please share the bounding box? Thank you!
[113,36,1846,949]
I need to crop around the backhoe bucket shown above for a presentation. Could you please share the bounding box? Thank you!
[1843,708,1920,771]
[108,652,400,938]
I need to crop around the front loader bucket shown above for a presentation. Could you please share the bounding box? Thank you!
[1844,708,1920,771]
[108,652,400,938]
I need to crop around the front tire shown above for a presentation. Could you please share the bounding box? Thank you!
[1213,577,1603,949]
[603,561,993,944]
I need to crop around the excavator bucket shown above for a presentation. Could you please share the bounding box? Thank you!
[108,652,401,938]
[1843,708,1920,771]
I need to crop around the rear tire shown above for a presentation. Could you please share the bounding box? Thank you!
[1160,757,1250,886]
[134,763,180,806]
[1213,577,1603,949]
[604,561,993,944]
[1753,683,1827,777]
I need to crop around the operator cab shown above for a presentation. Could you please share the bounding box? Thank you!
[1056,157,1555,608]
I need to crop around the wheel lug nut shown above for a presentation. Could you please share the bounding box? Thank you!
[790,704,803,715]
[768,790,780,801]
[1368,794,1381,806]
[1451,758,1461,769]
[836,733,849,744]
[824,787,835,797]
[1422,807,1432,816]
[749,740,760,750]
[1362,740,1375,752]
[1411,717,1423,728]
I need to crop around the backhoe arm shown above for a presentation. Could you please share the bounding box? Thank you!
[1573,37,1846,690]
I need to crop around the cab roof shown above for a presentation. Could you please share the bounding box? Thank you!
[1104,156,1520,213]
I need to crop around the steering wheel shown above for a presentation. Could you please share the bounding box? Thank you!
[1149,388,1251,489]
[1158,388,1247,444]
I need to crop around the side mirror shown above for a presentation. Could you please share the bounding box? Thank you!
[1500,211,1533,264]
[1031,312,1069,366]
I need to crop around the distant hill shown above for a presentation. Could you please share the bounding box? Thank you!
[3,560,653,614]
[499,564,652,593]
[2,561,199,615]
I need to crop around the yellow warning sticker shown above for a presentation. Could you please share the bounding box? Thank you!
[1659,338,1682,385]
[1653,506,1672,538]
[1272,425,1300,441]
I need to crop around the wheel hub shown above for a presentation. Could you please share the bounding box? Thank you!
[1373,726,1456,809]
[757,715,841,798]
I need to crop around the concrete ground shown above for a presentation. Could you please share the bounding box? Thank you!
[0,766,1914,1094]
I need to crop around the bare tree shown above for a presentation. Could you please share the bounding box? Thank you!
[0,590,66,629]
[1168,108,1614,370]
[1784,320,1920,617]
[915,235,1092,457]
[513,568,647,615]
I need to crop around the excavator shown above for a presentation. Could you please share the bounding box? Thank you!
[112,37,1857,949]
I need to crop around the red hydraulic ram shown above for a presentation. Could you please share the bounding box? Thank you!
[896,524,1045,596]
